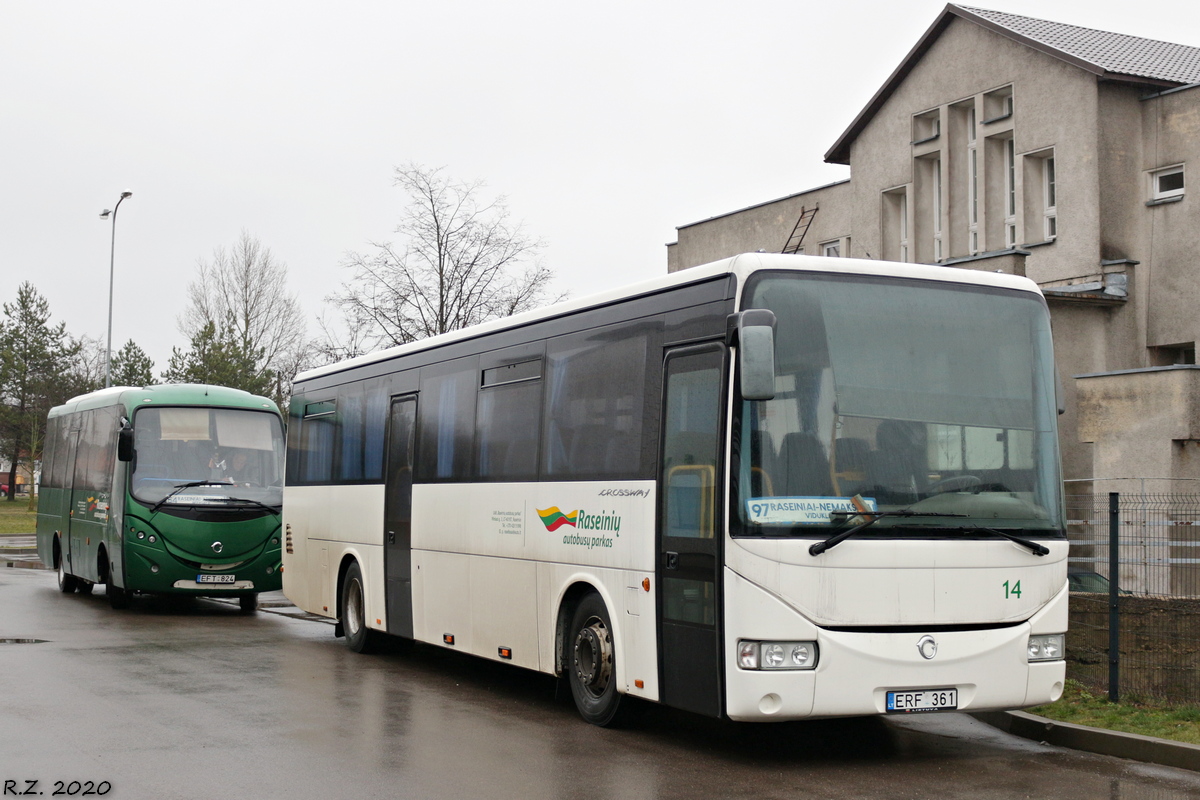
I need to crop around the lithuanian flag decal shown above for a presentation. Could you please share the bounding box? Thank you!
[536,506,578,532]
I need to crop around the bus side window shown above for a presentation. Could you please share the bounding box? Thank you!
[417,359,478,482]
[542,323,653,481]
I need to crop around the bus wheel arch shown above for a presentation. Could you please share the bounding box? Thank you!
[559,585,629,726]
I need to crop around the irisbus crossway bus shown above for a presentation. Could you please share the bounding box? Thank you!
[37,384,285,611]
[283,252,1066,725]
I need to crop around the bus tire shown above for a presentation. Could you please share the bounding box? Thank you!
[56,543,78,594]
[105,561,132,610]
[566,592,627,727]
[239,593,259,613]
[78,581,94,595]
[341,561,379,654]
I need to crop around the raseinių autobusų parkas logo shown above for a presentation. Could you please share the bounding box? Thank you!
[536,506,622,550]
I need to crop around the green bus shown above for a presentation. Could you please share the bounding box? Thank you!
[36,384,285,611]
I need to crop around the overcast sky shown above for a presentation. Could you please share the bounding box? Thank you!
[3,0,1198,373]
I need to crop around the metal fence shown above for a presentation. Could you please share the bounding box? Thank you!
[1066,492,1200,704]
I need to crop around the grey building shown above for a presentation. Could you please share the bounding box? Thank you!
[667,4,1200,495]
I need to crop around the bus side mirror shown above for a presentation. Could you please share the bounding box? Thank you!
[728,310,777,401]
[117,427,135,462]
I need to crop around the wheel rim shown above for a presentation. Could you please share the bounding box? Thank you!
[573,616,612,698]
[346,579,364,637]
[57,558,65,588]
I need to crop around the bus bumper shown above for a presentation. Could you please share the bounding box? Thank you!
[124,539,283,595]
[724,570,1066,721]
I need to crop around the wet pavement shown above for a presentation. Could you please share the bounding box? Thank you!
[2,567,1200,800]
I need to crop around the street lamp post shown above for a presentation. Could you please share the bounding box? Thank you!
[99,191,132,388]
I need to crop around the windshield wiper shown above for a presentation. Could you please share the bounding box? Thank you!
[224,496,281,515]
[809,510,968,556]
[947,525,1050,557]
[150,480,234,514]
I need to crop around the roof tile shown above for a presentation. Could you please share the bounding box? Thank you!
[958,5,1200,83]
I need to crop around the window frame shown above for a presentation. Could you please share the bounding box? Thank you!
[1151,164,1185,201]
[1043,156,1057,241]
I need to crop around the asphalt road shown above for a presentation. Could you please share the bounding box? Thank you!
[2,567,1199,800]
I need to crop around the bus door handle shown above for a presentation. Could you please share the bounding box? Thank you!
[665,551,679,570]
[388,530,396,545]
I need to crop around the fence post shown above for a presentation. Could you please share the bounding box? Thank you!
[1108,491,1120,703]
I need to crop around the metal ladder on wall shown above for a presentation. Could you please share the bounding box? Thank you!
[781,206,818,254]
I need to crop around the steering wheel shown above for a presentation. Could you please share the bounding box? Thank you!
[925,475,983,495]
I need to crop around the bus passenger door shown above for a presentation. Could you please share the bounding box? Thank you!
[384,395,417,638]
[657,345,725,717]
[61,429,81,576]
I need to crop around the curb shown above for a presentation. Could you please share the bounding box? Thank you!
[973,710,1200,772]
[3,560,47,570]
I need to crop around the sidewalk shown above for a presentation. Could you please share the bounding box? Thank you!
[974,710,1200,772]
[0,532,43,569]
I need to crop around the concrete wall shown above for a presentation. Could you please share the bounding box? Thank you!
[1076,367,1200,493]
[667,180,851,272]
[846,17,1103,282]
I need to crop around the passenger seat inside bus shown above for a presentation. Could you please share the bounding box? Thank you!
[776,432,833,497]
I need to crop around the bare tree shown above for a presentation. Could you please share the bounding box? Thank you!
[328,164,561,353]
[181,231,308,404]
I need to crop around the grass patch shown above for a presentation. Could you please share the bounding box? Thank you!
[1028,679,1200,745]
[0,497,37,535]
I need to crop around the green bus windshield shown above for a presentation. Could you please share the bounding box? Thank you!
[130,406,284,509]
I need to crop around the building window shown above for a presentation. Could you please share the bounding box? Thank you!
[1150,343,1196,366]
[1044,156,1057,240]
[882,186,909,262]
[1151,165,1185,200]
[983,85,1014,122]
[1004,138,1017,247]
[932,158,943,262]
[967,106,979,255]
[821,240,841,258]
[912,110,940,143]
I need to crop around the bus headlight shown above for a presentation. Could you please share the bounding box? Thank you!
[1028,634,1064,662]
[738,640,818,670]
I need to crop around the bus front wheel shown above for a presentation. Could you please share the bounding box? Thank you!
[341,562,379,654]
[56,543,78,594]
[104,559,132,610]
[239,593,258,613]
[566,593,628,727]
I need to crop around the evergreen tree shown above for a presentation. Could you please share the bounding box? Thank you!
[161,319,274,397]
[110,339,155,387]
[0,283,80,500]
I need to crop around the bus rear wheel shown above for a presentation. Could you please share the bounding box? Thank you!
[341,561,379,654]
[566,593,628,727]
[56,544,78,594]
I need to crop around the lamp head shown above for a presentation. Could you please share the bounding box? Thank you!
[100,209,112,220]
[120,191,132,199]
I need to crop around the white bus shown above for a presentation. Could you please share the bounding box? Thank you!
[282,253,1066,725]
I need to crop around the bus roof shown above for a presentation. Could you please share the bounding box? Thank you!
[49,383,280,418]
[298,252,1045,384]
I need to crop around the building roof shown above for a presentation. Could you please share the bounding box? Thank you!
[825,4,1200,164]
[960,6,1200,84]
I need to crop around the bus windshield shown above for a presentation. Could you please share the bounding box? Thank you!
[130,407,284,509]
[734,271,1063,537]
